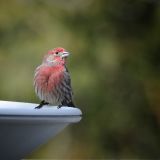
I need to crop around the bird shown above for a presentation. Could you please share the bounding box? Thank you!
[34,47,75,109]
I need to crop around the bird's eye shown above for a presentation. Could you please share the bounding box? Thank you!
[55,52,59,55]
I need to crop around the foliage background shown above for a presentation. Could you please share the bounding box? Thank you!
[0,0,160,159]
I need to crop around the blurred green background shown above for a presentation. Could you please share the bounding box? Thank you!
[0,0,160,159]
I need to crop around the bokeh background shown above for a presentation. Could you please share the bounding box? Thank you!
[0,0,160,159]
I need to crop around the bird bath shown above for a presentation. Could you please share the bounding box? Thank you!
[0,101,82,160]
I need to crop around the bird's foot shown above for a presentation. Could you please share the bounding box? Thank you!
[35,100,49,109]
[57,105,62,109]
[35,105,42,109]
[66,101,76,107]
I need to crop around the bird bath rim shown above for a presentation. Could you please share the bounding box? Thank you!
[0,100,82,159]
[0,100,82,123]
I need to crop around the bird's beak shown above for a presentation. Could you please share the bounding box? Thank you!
[61,51,70,58]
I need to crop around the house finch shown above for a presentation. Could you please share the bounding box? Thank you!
[34,47,75,109]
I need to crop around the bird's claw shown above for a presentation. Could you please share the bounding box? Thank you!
[35,105,42,109]
[35,100,49,109]
[57,105,62,109]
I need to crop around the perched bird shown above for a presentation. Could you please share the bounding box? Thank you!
[34,47,75,109]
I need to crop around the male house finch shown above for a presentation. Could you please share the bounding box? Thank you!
[34,47,75,109]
